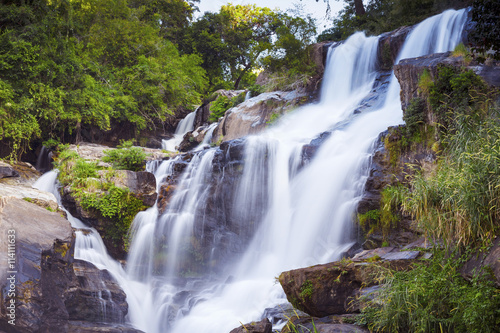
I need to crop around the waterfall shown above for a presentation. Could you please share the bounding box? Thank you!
[162,110,198,152]
[32,8,468,333]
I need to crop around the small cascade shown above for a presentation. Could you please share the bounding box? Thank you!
[35,146,53,173]
[194,122,218,151]
[162,110,197,152]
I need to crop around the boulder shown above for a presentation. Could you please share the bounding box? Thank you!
[282,316,369,333]
[105,170,157,207]
[0,161,19,179]
[65,260,128,323]
[0,183,59,211]
[0,197,137,332]
[68,142,169,164]
[229,318,272,333]
[213,91,308,143]
[461,237,500,287]
[279,248,420,317]
[0,197,75,332]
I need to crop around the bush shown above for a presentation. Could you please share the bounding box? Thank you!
[359,249,500,332]
[102,140,147,172]
[207,92,247,123]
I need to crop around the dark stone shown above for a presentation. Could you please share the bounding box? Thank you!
[67,321,144,332]
[229,318,272,333]
[0,197,133,332]
[0,161,19,179]
[377,26,413,70]
[279,249,418,317]
[65,260,128,323]
[461,237,500,287]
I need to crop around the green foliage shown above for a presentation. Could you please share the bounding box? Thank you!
[468,0,500,62]
[79,185,146,248]
[400,67,499,248]
[299,280,314,301]
[359,249,500,332]
[358,186,405,240]
[0,0,207,159]
[102,140,147,171]
[55,146,146,250]
[404,98,426,136]
[207,93,246,123]
[188,4,316,92]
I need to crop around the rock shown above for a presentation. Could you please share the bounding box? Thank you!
[213,91,309,143]
[67,321,144,333]
[394,52,500,118]
[229,318,272,333]
[279,248,420,317]
[0,183,59,211]
[461,237,500,287]
[0,161,40,186]
[0,197,135,332]
[282,316,368,333]
[68,142,169,163]
[177,131,201,152]
[377,26,413,70]
[106,170,157,207]
[262,303,308,325]
[0,161,19,179]
[0,197,74,332]
[65,260,128,323]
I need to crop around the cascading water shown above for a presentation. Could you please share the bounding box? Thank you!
[162,110,197,152]
[31,8,468,333]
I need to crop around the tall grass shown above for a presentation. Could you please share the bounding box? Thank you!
[359,249,500,332]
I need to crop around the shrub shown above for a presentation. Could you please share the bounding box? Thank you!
[359,249,500,332]
[102,140,147,172]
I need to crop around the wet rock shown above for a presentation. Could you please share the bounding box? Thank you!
[229,318,272,333]
[282,315,368,333]
[66,260,128,323]
[262,303,308,325]
[377,26,413,70]
[279,248,420,317]
[67,321,144,332]
[178,131,202,152]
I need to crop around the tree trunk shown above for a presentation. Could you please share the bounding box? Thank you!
[353,0,366,16]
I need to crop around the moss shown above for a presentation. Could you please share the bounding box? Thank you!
[299,280,314,301]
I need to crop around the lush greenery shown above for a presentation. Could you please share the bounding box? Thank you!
[357,64,500,331]
[102,140,147,172]
[207,92,246,123]
[359,249,500,332]
[56,146,147,250]
[0,0,318,160]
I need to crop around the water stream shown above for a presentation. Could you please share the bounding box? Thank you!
[34,8,467,333]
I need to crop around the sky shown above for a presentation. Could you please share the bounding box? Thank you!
[197,0,346,33]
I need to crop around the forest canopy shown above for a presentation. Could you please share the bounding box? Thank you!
[0,0,316,159]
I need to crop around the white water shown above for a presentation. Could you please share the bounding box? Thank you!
[162,111,197,152]
[32,8,468,333]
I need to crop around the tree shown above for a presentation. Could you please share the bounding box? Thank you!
[188,4,316,91]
